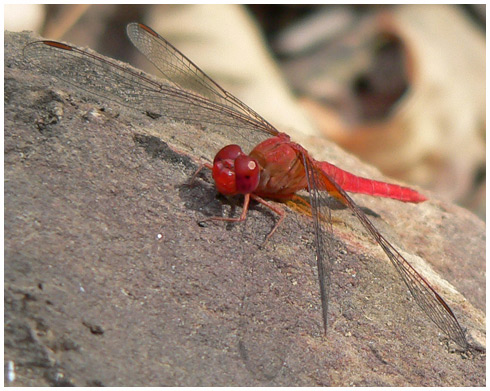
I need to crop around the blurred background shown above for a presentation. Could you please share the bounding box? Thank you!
[6,4,485,220]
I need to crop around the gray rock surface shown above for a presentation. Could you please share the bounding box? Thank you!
[5,30,485,386]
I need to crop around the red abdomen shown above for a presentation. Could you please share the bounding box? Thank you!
[317,161,427,203]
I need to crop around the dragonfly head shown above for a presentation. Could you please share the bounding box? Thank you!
[212,145,260,196]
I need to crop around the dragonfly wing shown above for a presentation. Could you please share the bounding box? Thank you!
[126,23,278,136]
[301,152,335,334]
[23,28,277,161]
[314,163,468,348]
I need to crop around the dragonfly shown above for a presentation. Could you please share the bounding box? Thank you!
[23,22,467,349]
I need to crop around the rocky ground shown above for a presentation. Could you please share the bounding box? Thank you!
[4,30,485,386]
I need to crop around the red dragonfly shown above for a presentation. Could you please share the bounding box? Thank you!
[24,23,467,349]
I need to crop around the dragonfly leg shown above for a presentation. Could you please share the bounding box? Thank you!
[202,193,251,224]
[201,193,285,244]
[250,194,285,243]
[189,162,213,184]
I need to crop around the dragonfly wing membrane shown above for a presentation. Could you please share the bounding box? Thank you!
[301,152,335,334]
[314,166,468,348]
[126,23,279,136]
[23,34,275,161]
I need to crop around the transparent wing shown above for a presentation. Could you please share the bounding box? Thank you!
[301,152,334,334]
[126,23,278,135]
[23,24,278,161]
[303,153,468,348]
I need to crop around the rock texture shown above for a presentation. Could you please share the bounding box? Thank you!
[5,30,485,386]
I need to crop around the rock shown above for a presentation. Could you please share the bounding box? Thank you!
[5,30,485,386]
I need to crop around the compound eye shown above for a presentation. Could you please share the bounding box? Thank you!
[213,145,243,164]
[234,155,260,194]
[212,145,244,195]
